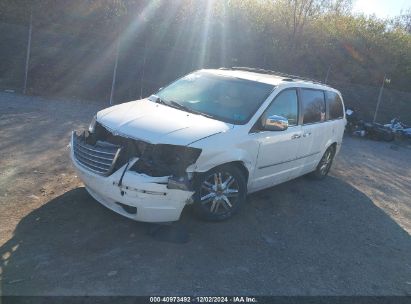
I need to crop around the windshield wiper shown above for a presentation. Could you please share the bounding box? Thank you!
[155,97,214,119]
[167,99,189,111]
[153,96,167,105]
[185,107,214,119]
[170,101,214,119]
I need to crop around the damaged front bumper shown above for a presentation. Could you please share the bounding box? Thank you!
[70,132,194,222]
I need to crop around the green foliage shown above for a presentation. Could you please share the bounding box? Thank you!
[0,0,410,93]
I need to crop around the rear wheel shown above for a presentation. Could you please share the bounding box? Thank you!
[382,131,394,142]
[310,146,335,180]
[192,165,247,221]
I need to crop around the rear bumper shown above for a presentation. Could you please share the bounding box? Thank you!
[70,134,194,223]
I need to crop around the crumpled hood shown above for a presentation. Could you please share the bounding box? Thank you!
[96,99,233,146]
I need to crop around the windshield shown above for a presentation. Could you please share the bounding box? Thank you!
[152,71,275,124]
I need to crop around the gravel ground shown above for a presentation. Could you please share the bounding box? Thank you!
[1,92,411,296]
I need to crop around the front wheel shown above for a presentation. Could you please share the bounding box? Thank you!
[192,165,247,221]
[309,146,335,180]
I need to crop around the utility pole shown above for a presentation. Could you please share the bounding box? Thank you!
[373,74,390,123]
[109,37,120,105]
[23,8,33,95]
[140,42,147,99]
[324,65,331,84]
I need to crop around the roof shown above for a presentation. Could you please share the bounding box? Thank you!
[203,67,333,91]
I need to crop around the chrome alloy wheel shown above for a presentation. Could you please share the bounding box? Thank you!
[319,149,333,176]
[199,172,239,214]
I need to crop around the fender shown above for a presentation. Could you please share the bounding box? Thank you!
[186,126,260,180]
[187,148,256,175]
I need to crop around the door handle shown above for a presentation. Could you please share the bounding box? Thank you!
[291,134,301,139]
[303,132,312,137]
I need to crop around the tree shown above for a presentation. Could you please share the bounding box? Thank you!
[392,8,411,33]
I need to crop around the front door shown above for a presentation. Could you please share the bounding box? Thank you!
[252,89,302,190]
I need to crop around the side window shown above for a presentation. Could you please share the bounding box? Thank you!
[301,89,325,124]
[262,89,298,126]
[325,91,344,120]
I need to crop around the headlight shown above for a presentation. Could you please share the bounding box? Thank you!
[88,115,97,133]
[153,144,202,166]
[130,144,202,177]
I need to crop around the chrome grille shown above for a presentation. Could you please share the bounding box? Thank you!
[72,131,121,176]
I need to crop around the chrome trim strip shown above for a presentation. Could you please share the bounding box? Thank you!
[75,139,117,155]
[74,149,112,166]
[74,143,114,161]
[72,131,122,177]
[74,152,111,171]
[258,151,321,169]
[76,160,107,175]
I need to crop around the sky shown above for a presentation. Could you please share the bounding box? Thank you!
[353,0,411,19]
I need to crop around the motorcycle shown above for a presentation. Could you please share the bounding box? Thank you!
[345,108,362,135]
[384,118,411,140]
[362,122,394,142]
[345,109,394,141]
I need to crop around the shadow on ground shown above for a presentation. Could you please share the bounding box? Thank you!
[1,176,411,296]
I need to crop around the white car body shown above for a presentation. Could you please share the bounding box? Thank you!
[70,68,346,222]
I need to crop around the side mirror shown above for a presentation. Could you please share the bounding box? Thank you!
[262,115,288,131]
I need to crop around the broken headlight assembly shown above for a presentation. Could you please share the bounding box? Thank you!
[130,144,202,179]
[78,120,201,190]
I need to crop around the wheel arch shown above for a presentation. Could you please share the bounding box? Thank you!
[324,141,338,155]
[328,141,337,151]
[223,161,250,183]
[315,141,338,169]
[192,160,251,185]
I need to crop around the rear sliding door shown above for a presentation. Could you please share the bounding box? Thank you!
[295,88,328,176]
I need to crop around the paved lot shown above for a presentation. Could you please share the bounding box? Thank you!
[1,93,411,296]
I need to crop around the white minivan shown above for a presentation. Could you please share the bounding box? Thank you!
[70,67,346,222]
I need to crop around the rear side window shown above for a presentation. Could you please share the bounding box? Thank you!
[301,89,326,124]
[326,91,344,120]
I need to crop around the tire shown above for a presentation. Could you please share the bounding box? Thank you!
[382,131,394,142]
[192,164,247,221]
[309,146,335,180]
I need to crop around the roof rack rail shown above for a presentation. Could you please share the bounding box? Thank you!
[225,66,325,85]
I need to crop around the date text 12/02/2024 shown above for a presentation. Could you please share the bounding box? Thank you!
[149,297,258,303]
